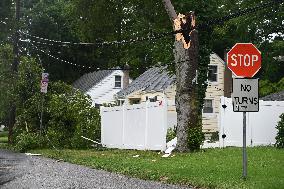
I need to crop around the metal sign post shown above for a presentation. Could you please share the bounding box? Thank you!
[228,43,261,180]
[232,78,259,179]
[243,111,247,179]
[40,73,49,135]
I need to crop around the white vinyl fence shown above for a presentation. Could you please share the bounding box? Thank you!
[219,97,284,147]
[100,100,167,151]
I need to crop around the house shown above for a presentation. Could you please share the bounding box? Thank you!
[115,53,231,134]
[73,68,130,107]
[261,90,284,101]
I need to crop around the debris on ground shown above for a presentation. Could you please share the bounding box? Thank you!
[25,153,41,156]
[162,137,177,157]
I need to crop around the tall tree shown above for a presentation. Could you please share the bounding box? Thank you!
[162,0,201,152]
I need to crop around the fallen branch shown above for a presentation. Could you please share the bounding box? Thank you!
[81,136,101,145]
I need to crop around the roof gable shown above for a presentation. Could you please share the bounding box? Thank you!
[116,66,175,98]
[116,53,225,98]
[261,90,284,101]
[73,70,114,92]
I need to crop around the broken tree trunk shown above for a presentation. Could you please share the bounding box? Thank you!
[162,0,199,152]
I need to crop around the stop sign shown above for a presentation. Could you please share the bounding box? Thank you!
[227,43,261,78]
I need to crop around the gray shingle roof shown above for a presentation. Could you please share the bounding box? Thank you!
[73,70,114,92]
[261,90,284,101]
[116,66,176,98]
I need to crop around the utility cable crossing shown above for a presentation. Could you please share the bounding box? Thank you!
[19,0,283,48]
[17,0,284,70]
[198,0,284,29]
[21,40,179,71]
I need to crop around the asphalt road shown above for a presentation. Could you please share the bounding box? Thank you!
[0,149,191,189]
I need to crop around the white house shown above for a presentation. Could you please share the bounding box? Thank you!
[73,68,131,107]
[115,53,232,136]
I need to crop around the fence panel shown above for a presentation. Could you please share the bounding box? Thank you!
[249,101,284,146]
[100,101,167,151]
[146,102,167,150]
[101,106,123,148]
[123,104,147,149]
[219,97,284,147]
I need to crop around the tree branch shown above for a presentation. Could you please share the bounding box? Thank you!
[162,0,177,22]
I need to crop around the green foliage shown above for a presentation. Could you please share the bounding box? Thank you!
[6,57,101,150]
[46,82,101,149]
[187,126,204,151]
[14,132,47,152]
[166,127,176,142]
[259,80,277,97]
[0,0,13,43]
[259,77,284,97]
[0,44,13,125]
[209,131,219,143]
[275,113,284,148]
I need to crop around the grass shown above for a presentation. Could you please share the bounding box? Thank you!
[0,131,8,137]
[30,147,284,189]
[0,131,8,143]
[0,136,8,143]
[0,131,9,149]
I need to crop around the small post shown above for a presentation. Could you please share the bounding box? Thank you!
[39,94,44,135]
[243,111,247,179]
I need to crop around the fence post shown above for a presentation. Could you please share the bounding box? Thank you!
[162,94,168,150]
[100,106,104,145]
[122,104,126,148]
[144,101,149,150]
[220,96,225,148]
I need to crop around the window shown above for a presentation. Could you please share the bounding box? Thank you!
[129,98,140,105]
[94,103,102,108]
[208,65,217,82]
[116,100,125,106]
[203,99,213,113]
[115,75,122,88]
[149,96,158,102]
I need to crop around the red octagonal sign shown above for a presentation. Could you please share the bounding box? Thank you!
[227,43,261,78]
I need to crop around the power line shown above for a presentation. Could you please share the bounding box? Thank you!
[19,0,284,49]
[16,0,284,72]
[198,0,284,29]
[20,30,175,47]
[28,42,135,70]
[22,41,186,72]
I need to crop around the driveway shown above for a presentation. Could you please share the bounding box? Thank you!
[0,149,191,189]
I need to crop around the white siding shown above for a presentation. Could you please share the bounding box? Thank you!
[122,53,227,132]
[86,70,125,106]
[202,53,226,132]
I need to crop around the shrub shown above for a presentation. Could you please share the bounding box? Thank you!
[209,131,219,142]
[166,127,176,142]
[187,126,204,151]
[15,132,47,152]
[275,113,284,148]
[46,82,101,149]
[9,57,101,149]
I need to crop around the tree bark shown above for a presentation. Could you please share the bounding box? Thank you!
[162,0,199,152]
[162,0,177,21]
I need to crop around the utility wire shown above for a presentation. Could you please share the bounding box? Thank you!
[17,0,284,72]
[18,0,284,48]
[23,41,187,72]
[20,30,174,47]
[198,0,284,29]
[28,42,135,70]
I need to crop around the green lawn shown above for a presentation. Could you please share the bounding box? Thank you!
[31,147,284,189]
[0,131,9,148]
[0,131,8,143]
[0,136,8,143]
[0,131,8,138]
